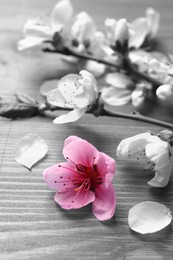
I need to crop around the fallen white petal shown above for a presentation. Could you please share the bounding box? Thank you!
[145,141,171,187]
[128,201,172,234]
[116,132,151,159]
[15,134,48,169]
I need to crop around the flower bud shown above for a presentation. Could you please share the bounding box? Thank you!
[51,0,73,31]
[115,19,129,45]
[156,84,173,102]
[71,12,95,48]
[131,89,145,107]
[158,130,173,145]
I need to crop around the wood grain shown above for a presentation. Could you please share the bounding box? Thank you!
[0,0,173,259]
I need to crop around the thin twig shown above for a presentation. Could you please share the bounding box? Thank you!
[43,47,162,89]
[43,102,173,129]
[102,109,173,129]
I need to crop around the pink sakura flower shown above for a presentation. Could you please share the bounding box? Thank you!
[43,136,116,221]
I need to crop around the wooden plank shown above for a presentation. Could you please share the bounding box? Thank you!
[0,0,173,259]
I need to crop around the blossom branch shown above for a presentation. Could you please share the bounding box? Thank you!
[102,109,173,129]
[43,47,162,90]
[1,95,173,129]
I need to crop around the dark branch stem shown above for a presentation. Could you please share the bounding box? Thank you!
[43,47,162,89]
[43,103,173,129]
[102,109,173,129]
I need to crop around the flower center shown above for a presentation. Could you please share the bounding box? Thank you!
[74,163,102,192]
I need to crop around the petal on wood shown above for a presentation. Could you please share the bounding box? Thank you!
[15,133,48,169]
[128,201,172,234]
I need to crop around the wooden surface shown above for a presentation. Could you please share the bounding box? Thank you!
[0,0,173,259]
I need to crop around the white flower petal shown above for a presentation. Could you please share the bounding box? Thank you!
[105,72,133,89]
[128,49,151,72]
[17,36,46,51]
[131,89,145,107]
[116,132,172,188]
[150,51,170,66]
[71,12,95,43]
[104,18,117,45]
[116,132,151,159]
[115,18,129,45]
[101,86,131,106]
[156,84,173,102]
[167,65,173,76]
[40,80,58,97]
[84,60,106,78]
[53,107,87,124]
[145,142,171,187]
[47,85,76,109]
[146,7,160,38]
[15,134,48,169]
[129,18,148,48]
[128,201,172,234]
[23,18,53,38]
[51,0,73,31]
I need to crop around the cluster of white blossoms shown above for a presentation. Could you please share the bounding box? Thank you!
[18,0,173,108]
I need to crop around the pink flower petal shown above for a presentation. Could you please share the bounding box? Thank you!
[54,188,95,210]
[95,152,115,186]
[43,162,77,192]
[63,137,99,166]
[92,183,116,221]
[64,135,83,146]
[53,107,87,124]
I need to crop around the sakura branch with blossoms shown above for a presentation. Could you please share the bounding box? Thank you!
[11,0,173,232]
[1,70,173,129]
[18,0,173,108]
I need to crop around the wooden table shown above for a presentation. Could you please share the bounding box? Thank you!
[0,0,173,259]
